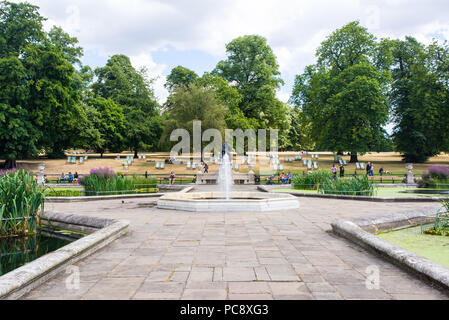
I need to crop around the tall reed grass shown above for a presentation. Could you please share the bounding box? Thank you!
[0,170,44,238]
[320,175,376,196]
[293,171,333,190]
[80,168,157,195]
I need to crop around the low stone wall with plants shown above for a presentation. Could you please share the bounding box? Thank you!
[292,171,375,196]
[331,207,449,293]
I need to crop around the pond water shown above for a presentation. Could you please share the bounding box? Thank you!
[0,235,71,277]
[378,225,449,268]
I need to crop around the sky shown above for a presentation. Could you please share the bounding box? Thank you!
[20,0,449,106]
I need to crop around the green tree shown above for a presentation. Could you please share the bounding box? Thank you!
[160,84,226,151]
[92,54,162,157]
[292,22,391,162]
[214,35,290,150]
[390,38,449,162]
[214,35,284,120]
[0,2,89,165]
[0,1,44,58]
[87,97,126,157]
[165,65,198,92]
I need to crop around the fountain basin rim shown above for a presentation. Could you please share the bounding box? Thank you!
[157,192,300,212]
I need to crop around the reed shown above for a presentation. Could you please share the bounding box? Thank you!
[320,175,376,196]
[0,170,44,238]
[293,171,333,190]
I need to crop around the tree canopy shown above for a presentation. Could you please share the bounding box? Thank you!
[291,21,391,162]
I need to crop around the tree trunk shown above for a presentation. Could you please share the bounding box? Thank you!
[134,150,138,159]
[350,153,358,163]
[3,159,17,169]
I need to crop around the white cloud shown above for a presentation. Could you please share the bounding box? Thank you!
[130,53,169,104]
[26,0,449,104]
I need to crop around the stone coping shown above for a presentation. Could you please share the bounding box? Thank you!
[45,186,194,203]
[331,209,449,293]
[157,191,300,212]
[0,212,129,300]
[259,186,443,203]
[46,193,163,203]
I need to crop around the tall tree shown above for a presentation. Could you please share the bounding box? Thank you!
[291,21,392,162]
[391,37,449,162]
[214,35,289,149]
[160,84,226,151]
[92,55,163,157]
[165,66,198,93]
[87,97,126,157]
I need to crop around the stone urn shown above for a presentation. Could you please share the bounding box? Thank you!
[37,163,46,186]
[405,163,415,184]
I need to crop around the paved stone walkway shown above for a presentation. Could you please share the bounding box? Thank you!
[23,187,448,300]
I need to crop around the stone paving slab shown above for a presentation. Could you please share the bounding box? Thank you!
[20,193,449,300]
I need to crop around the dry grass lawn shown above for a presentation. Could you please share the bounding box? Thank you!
[12,151,449,177]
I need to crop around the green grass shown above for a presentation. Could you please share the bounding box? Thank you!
[271,187,449,198]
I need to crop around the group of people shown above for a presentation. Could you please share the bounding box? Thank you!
[331,161,380,179]
[331,164,346,179]
[59,172,78,183]
[267,172,293,185]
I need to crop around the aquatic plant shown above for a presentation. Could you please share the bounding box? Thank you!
[320,175,376,196]
[293,171,333,190]
[0,170,44,238]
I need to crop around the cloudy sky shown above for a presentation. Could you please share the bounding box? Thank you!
[22,0,449,104]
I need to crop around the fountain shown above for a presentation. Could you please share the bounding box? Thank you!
[157,151,300,212]
[218,153,232,200]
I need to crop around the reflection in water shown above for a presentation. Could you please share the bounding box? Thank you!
[0,235,71,276]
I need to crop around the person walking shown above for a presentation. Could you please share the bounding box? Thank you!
[203,162,209,174]
[169,171,176,185]
[331,164,337,180]
[366,162,371,176]
[339,164,345,178]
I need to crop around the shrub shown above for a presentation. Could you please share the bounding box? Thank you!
[419,166,449,189]
[424,199,449,236]
[0,170,44,238]
[80,167,134,195]
[131,175,157,188]
[320,175,376,196]
[293,171,333,190]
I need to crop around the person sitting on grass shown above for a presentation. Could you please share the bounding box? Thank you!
[267,174,275,185]
[59,173,66,184]
[68,172,74,183]
[170,171,176,185]
[74,172,79,182]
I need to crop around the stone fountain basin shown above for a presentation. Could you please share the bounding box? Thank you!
[157,192,300,212]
